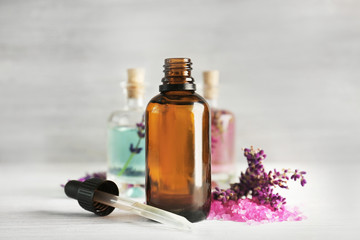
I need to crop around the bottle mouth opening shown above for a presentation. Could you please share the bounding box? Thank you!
[160,58,195,92]
[163,58,193,75]
[164,59,192,72]
[164,58,191,64]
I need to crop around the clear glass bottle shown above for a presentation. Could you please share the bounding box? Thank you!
[107,68,146,198]
[203,70,236,183]
[146,58,211,222]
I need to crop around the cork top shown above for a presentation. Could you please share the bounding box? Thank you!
[126,68,144,98]
[203,70,219,100]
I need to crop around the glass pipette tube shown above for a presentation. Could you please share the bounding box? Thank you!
[93,190,192,231]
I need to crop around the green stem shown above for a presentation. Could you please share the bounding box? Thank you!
[118,138,142,177]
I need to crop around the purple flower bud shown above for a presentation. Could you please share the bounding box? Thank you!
[137,131,145,138]
[301,178,307,186]
[129,143,135,153]
[129,144,142,154]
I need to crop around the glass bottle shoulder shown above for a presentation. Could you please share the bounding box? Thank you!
[210,107,236,131]
[147,91,209,108]
[108,108,144,128]
[211,107,235,118]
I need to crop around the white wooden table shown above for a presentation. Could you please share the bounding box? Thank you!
[0,161,358,240]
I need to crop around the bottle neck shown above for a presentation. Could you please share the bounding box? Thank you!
[126,97,143,110]
[159,58,196,92]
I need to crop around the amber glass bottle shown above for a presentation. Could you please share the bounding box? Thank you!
[145,58,211,222]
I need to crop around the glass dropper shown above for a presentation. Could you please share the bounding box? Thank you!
[93,190,192,231]
[64,178,192,231]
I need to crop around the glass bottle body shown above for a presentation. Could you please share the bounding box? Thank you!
[145,91,211,222]
[210,107,236,176]
[204,69,237,182]
[107,98,145,196]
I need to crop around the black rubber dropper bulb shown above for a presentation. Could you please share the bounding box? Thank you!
[64,178,119,216]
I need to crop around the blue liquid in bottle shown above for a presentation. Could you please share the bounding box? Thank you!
[108,126,145,185]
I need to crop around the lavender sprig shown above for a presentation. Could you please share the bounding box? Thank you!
[213,187,238,203]
[118,115,145,176]
[213,146,307,210]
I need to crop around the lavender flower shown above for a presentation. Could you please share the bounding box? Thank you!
[130,143,142,154]
[118,115,145,176]
[213,187,238,203]
[213,146,307,210]
[136,116,145,139]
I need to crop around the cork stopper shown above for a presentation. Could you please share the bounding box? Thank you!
[203,70,219,100]
[126,68,144,98]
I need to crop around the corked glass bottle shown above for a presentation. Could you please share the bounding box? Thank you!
[145,58,211,222]
[107,68,146,198]
[203,70,236,183]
